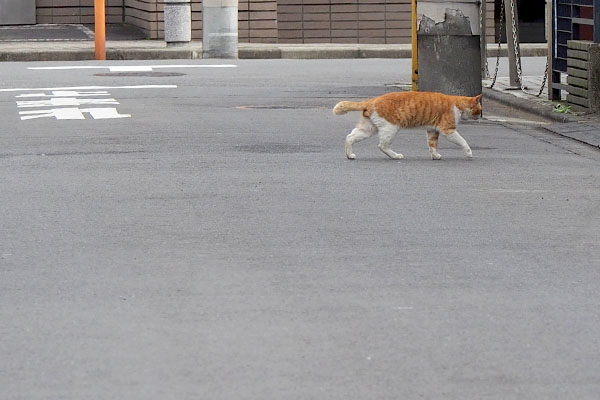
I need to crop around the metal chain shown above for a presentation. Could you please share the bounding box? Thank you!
[480,0,490,78]
[493,0,549,97]
[537,58,549,97]
[509,0,525,91]
[489,0,504,88]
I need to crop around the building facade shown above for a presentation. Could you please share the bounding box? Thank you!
[19,1,496,44]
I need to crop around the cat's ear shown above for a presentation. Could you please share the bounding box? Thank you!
[474,94,482,104]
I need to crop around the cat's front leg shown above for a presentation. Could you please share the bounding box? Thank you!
[426,128,442,160]
[345,137,356,159]
[444,130,473,158]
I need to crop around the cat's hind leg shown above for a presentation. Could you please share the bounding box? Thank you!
[426,128,442,160]
[443,130,473,158]
[345,116,377,160]
[373,115,403,160]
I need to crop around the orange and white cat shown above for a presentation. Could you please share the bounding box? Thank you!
[333,91,482,160]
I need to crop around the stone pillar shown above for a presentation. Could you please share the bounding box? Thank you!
[416,1,482,97]
[587,44,600,113]
[202,0,238,59]
[164,0,191,47]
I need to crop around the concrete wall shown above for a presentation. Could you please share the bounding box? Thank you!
[34,0,278,41]
[35,0,494,44]
[240,0,278,43]
[279,0,494,44]
[278,0,412,44]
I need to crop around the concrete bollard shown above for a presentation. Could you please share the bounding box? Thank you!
[202,0,238,59]
[164,0,191,47]
[416,1,482,96]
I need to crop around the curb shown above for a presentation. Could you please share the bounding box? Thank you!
[0,43,547,62]
[483,87,575,123]
[0,47,412,61]
[109,48,202,60]
[0,48,204,62]
[487,45,547,58]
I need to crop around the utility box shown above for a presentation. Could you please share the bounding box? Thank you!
[417,0,482,96]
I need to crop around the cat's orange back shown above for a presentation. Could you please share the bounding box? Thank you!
[364,91,481,133]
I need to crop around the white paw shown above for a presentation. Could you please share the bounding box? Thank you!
[394,153,404,160]
[430,152,442,160]
[465,149,473,158]
[347,153,356,160]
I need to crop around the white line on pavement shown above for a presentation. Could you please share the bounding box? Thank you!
[0,85,177,92]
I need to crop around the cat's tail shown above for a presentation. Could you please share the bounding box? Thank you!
[333,100,369,115]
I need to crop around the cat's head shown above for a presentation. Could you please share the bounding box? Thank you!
[460,94,482,120]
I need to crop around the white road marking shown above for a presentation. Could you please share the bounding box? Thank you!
[17,90,111,98]
[4,85,176,121]
[27,64,237,71]
[19,107,131,120]
[17,97,119,108]
[109,66,153,72]
[0,85,177,92]
[82,108,131,119]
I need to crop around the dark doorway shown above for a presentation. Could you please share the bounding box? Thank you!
[495,0,546,43]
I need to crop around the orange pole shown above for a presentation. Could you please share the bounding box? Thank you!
[95,0,106,60]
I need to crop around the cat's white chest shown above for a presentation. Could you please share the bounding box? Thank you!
[453,105,461,125]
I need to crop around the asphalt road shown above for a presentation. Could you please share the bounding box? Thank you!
[1,58,599,399]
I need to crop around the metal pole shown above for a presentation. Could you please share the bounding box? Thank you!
[505,0,522,89]
[481,0,487,79]
[547,0,554,99]
[412,0,418,90]
[94,0,106,60]
[595,0,600,43]
[548,0,561,100]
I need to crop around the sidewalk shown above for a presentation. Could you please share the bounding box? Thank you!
[1,24,598,148]
[0,39,547,62]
